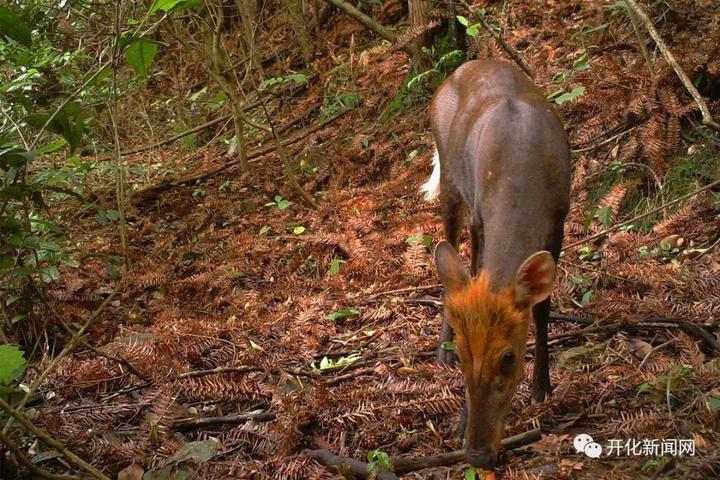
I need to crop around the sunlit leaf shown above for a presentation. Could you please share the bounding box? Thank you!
[0,345,26,385]
[124,38,159,79]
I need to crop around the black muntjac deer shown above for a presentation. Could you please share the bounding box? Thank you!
[421,60,570,469]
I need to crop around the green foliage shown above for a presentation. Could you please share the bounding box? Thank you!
[638,241,681,264]
[123,38,159,79]
[547,55,590,105]
[367,450,393,474]
[259,73,309,91]
[292,226,306,235]
[328,257,346,275]
[311,353,362,373]
[265,195,292,210]
[464,468,478,480]
[569,275,594,308]
[326,308,360,321]
[0,344,26,385]
[149,0,202,16]
[441,341,456,351]
[406,234,432,249]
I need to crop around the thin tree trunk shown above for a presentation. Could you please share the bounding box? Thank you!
[208,2,249,171]
[289,0,314,65]
[236,0,265,79]
[409,0,430,70]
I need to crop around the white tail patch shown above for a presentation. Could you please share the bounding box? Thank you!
[420,149,441,201]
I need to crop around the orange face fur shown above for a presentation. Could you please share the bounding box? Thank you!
[434,241,556,468]
[445,274,530,461]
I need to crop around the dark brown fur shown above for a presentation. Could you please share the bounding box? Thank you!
[430,60,570,468]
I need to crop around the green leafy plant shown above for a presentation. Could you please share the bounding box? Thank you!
[328,257,346,275]
[638,241,681,264]
[441,341,456,351]
[367,450,394,474]
[259,73,309,91]
[406,234,433,249]
[326,308,360,321]
[547,55,590,105]
[569,275,594,308]
[265,195,292,210]
[311,353,362,373]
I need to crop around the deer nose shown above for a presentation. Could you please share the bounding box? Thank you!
[466,447,497,469]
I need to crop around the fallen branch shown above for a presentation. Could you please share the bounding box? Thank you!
[0,428,89,480]
[392,428,542,474]
[304,428,542,478]
[173,411,275,431]
[564,178,720,250]
[0,397,111,480]
[625,0,720,131]
[304,448,399,480]
[134,108,352,198]
[321,0,396,42]
[549,313,595,325]
[459,0,533,77]
[174,365,318,380]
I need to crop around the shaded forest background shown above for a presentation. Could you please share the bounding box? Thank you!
[1,0,720,479]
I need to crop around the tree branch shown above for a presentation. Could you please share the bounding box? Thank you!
[321,0,396,42]
[625,0,719,131]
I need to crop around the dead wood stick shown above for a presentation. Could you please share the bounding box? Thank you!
[458,0,533,78]
[304,428,541,479]
[365,284,442,302]
[549,313,595,325]
[136,108,352,195]
[173,411,275,431]
[0,428,89,480]
[174,365,318,380]
[0,397,112,480]
[625,0,719,131]
[321,0,396,42]
[392,428,541,474]
[564,178,720,250]
[304,448,399,480]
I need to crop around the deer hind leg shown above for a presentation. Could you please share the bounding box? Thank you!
[436,183,466,365]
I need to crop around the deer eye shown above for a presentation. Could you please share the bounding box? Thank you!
[500,351,515,370]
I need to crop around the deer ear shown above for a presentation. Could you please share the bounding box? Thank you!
[513,251,556,308]
[434,241,470,294]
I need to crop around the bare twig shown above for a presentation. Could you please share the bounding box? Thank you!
[639,339,675,369]
[393,428,542,473]
[564,178,720,250]
[304,428,542,478]
[625,4,654,80]
[173,411,275,430]
[625,0,720,131]
[0,397,111,480]
[571,126,638,153]
[253,85,317,208]
[321,0,396,42]
[0,428,89,480]
[303,448,399,480]
[3,282,122,435]
[458,0,533,77]
[135,108,352,197]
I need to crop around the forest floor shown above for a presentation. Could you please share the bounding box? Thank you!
[30,1,720,479]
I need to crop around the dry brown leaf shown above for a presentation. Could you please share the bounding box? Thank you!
[118,464,144,480]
